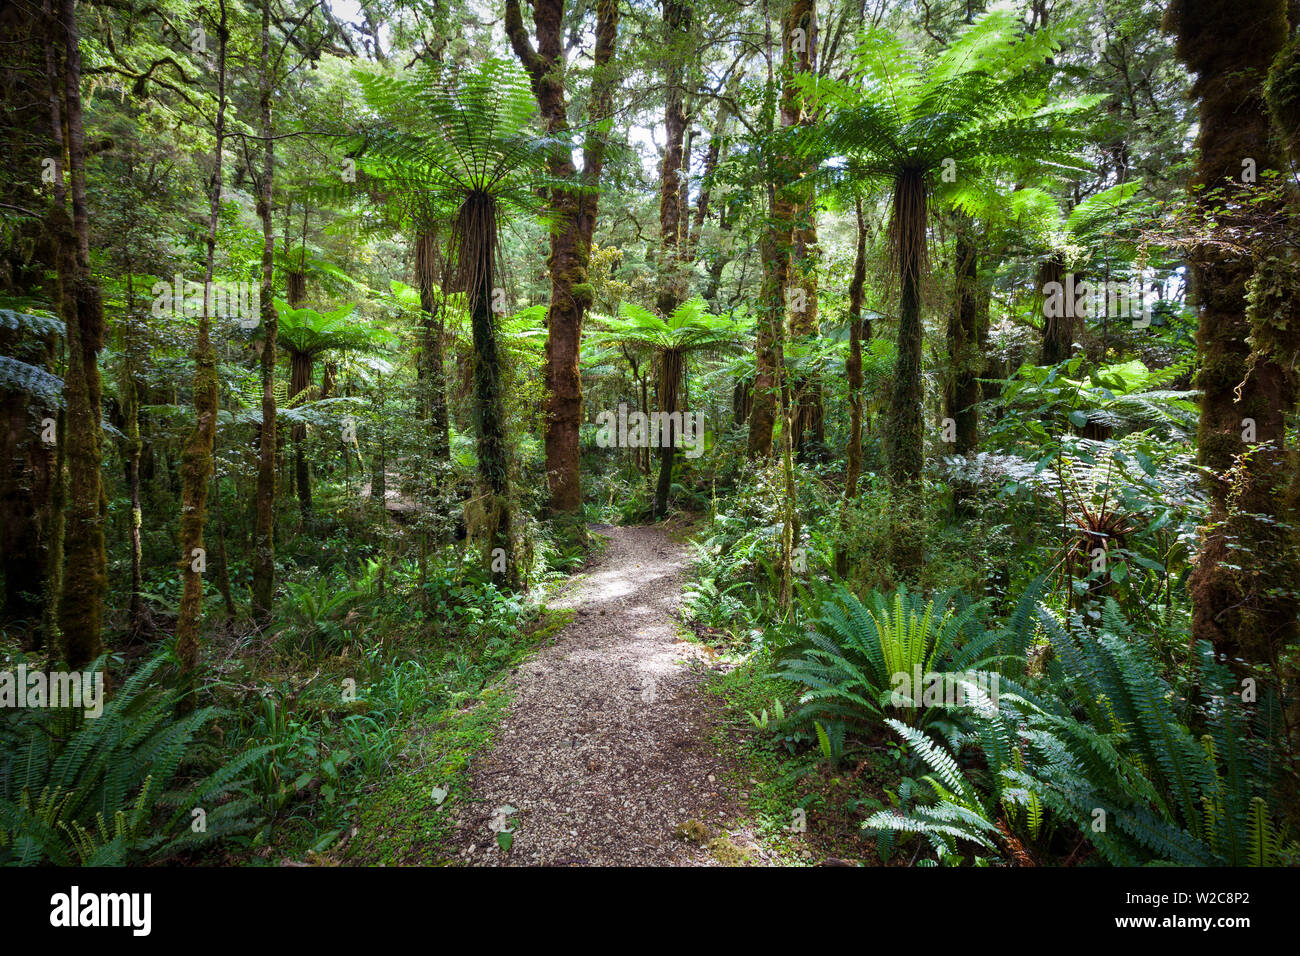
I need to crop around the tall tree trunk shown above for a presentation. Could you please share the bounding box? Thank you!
[415,230,449,462]
[949,227,982,454]
[459,193,516,588]
[648,0,691,507]
[1173,0,1300,816]
[252,0,277,622]
[122,271,145,634]
[886,169,926,487]
[844,196,868,499]
[50,0,107,668]
[656,0,691,317]
[176,0,228,705]
[748,18,793,459]
[290,351,312,515]
[506,0,619,515]
[835,196,869,578]
[782,0,821,455]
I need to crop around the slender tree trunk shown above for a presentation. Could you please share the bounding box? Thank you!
[252,0,277,622]
[290,351,312,515]
[416,230,449,462]
[949,228,982,454]
[122,271,145,633]
[176,0,227,706]
[835,198,869,578]
[844,196,868,499]
[885,168,928,575]
[886,169,927,487]
[50,0,107,668]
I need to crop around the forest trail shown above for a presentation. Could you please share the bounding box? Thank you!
[445,524,767,866]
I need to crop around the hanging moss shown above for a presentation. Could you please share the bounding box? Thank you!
[1266,36,1300,161]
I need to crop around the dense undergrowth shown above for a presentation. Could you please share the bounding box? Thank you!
[0,494,588,866]
[682,415,1299,866]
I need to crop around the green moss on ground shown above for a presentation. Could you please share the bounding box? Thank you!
[706,658,894,866]
[343,608,574,865]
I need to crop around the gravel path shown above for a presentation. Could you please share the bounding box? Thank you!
[447,524,762,866]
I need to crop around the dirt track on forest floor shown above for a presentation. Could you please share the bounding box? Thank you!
[443,524,773,866]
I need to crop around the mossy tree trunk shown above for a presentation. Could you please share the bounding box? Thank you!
[506,0,619,515]
[460,192,517,589]
[886,169,927,488]
[1171,0,1297,662]
[835,196,869,578]
[50,0,107,669]
[252,0,278,623]
[1172,1,1300,817]
[655,0,691,319]
[782,0,823,457]
[176,0,228,707]
[948,228,983,456]
[289,349,312,516]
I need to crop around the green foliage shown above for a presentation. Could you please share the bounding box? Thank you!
[0,654,269,865]
[864,600,1295,866]
[779,584,993,729]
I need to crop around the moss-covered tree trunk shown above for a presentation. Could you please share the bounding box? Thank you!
[176,1,228,706]
[886,169,927,488]
[835,196,869,578]
[252,0,277,622]
[121,271,145,634]
[289,350,312,516]
[460,193,516,588]
[844,196,869,499]
[1171,0,1297,663]
[782,0,822,456]
[50,0,107,669]
[415,230,448,463]
[948,229,983,456]
[506,0,619,516]
[655,0,691,318]
[1172,2,1300,818]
